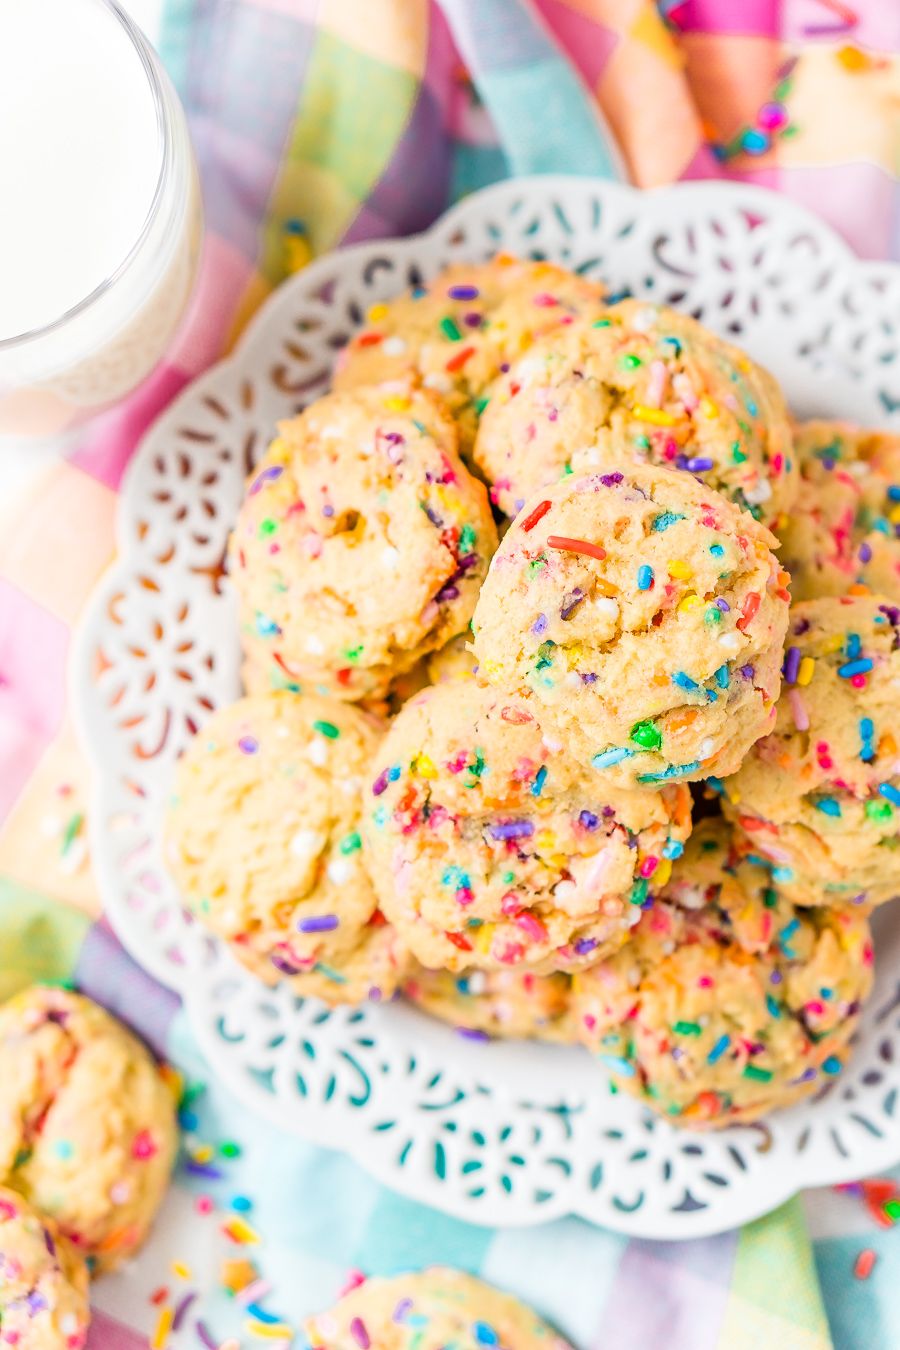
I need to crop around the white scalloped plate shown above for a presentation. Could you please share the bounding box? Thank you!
[73,176,900,1238]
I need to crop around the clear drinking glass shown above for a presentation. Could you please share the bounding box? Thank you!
[0,0,202,442]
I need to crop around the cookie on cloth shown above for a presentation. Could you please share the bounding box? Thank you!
[404,965,576,1042]
[305,1267,573,1350]
[474,299,794,527]
[777,419,900,603]
[0,1185,89,1350]
[363,680,692,972]
[721,594,900,907]
[332,256,607,455]
[571,819,873,1127]
[165,692,383,980]
[472,466,790,790]
[0,986,177,1273]
[229,384,497,702]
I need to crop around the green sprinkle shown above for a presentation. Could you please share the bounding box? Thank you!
[62,813,83,853]
[339,832,362,854]
[743,1064,773,1082]
[763,888,778,908]
[634,434,650,449]
[220,1141,241,1157]
[732,442,748,463]
[460,524,476,552]
[592,319,611,328]
[440,316,462,341]
[474,397,489,417]
[630,719,662,751]
[618,353,642,370]
[527,555,548,578]
[502,871,515,884]
[412,419,428,435]
[562,462,573,476]
[673,1020,701,1036]
[630,878,648,906]
[313,720,340,739]
[258,518,277,537]
[704,607,722,626]
[343,646,364,664]
[866,799,894,823]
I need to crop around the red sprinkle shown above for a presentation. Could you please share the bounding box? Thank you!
[520,500,553,532]
[336,668,353,687]
[854,1248,877,1280]
[445,345,475,373]
[736,592,760,632]
[357,333,382,347]
[516,912,547,942]
[500,706,533,724]
[547,535,607,561]
[445,931,473,952]
[132,1130,158,1160]
[150,1287,169,1305]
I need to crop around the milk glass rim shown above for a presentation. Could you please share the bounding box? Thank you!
[0,0,169,351]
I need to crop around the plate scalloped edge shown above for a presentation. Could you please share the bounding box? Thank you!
[71,174,900,1238]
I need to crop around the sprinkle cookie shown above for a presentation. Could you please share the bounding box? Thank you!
[778,420,900,603]
[721,595,900,906]
[332,257,607,455]
[0,986,177,1273]
[426,633,479,685]
[474,300,795,527]
[0,1185,89,1350]
[232,920,412,1006]
[305,1267,573,1350]
[229,385,497,701]
[572,820,873,1127]
[473,466,790,789]
[165,692,383,980]
[363,681,692,971]
[404,965,576,1042]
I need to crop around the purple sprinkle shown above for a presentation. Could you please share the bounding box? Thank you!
[464,311,482,328]
[675,455,689,470]
[740,665,755,679]
[350,1318,370,1350]
[173,1293,198,1332]
[599,472,624,487]
[488,821,535,840]
[514,498,525,512]
[560,588,585,620]
[196,1321,219,1350]
[579,810,600,831]
[582,672,598,684]
[447,284,479,300]
[574,937,598,955]
[238,736,259,755]
[686,456,714,472]
[822,456,836,470]
[532,614,547,635]
[424,504,443,528]
[372,769,390,796]
[26,1292,48,1316]
[184,1161,223,1179]
[384,431,404,443]
[715,598,730,612]
[500,363,510,373]
[393,1299,413,1324]
[322,504,334,517]
[249,465,284,495]
[602,805,616,817]
[770,970,783,985]
[794,617,811,635]
[879,604,900,627]
[436,584,459,602]
[43,1227,56,1257]
[457,1028,491,1042]
[790,1067,817,1085]
[270,952,304,976]
[859,541,873,563]
[298,915,339,933]
[783,645,801,683]
[850,894,867,906]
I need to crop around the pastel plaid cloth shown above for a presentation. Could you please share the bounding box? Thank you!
[3,2,900,1347]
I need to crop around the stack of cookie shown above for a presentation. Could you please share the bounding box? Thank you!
[166,256,899,1130]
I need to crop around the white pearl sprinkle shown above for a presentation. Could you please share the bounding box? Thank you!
[743,478,772,505]
[290,829,325,860]
[381,546,400,571]
[717,632,739,650]
[699,737,715,758]
[307,737,329,767]
[382,335,407,356]
[327,857,355,886]
[305,634,325,656]
[594,596,619,619]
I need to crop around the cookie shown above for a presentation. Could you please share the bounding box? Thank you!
[720,594,900,906]
[229,384,497,701]
[0,1186,89,1350]
[571,820,873,1126]
[165,692,383,979]
[332,257,606,456]
[230,919,412,1007]
[474,300,794,528]
[305,1267,573,1350]
[362,680,692,971]
[404,965,576,1042]
[426,634,479,685]
[472,467,790,789]
[778,420,900,603]
[0,986,177,1273]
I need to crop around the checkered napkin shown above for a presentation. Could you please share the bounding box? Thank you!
[4,2,900,1346]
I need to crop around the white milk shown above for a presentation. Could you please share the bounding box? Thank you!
[0,0,161,340]
[0,0,201,438]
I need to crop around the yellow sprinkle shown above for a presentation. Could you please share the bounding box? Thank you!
[368,303,388,322]
[192,1144,214,1164]
[632,405,677,426]
[172,1261,191,1279]
[678,593,701,612]
[518,331,533,352]
[820,635,843,654]
[414,754,438,780]
[837,44,871,71]
[565,641,585,669]
[797,657,815,686]
[536,831,555,851]
[244,1323,294,1340]
[152,1307,173,1350]
[726,788,740,804]
[481,658,503,681]
[668,560,693,580]
[473,923,494,955]
[889,504,900,525]
[225,1219,261,1244]
[654,858,672,886]
[700,398,719,418]
[383,396,411,412]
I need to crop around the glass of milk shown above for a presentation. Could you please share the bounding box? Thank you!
[0,0,203,441]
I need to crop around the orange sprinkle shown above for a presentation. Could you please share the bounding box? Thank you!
[848,583,871,596]
[356,332,383,347]
[546,535,607,560]
[445,345,475,373]
[854,1248,877,1279]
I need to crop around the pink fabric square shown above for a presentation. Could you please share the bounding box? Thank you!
[780,161,898,260]
[0,580,68,826]
[86,1308,150,1350]
[534,0,619,90]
